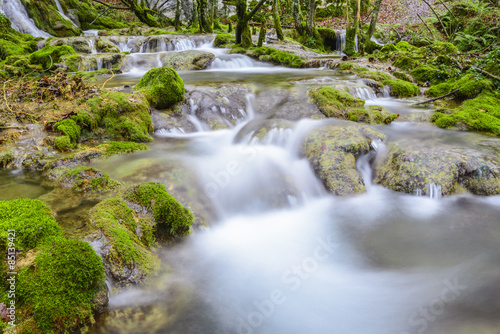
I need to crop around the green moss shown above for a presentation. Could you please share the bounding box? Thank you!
[0,14,38,61]
[54,135,73,152]
[90,197,159,271]
[0,198,61,251]
[232,46,305,68]
[427,42,458,55]
[17,237,104,333]
[101,141,148,156]
[347,105,397,124]
[96,38,120,53]
[214,33,236,47]
[451,73,495,99]
[393,56,416,71]
[74,91,154,142]
[396,41,418,52]
[123,182,193,238]
[317,27,336,51]
[54,118,81,142]
[410,65,442,84]
[426,81,453,97]
[0,149,15,167]
[309,86,365,119]
[29,45,76,70]
[59,166,121,192]
[432,91,500,135]
[355,70,393,82]
[382,79,420,97]
[381,43,398,53]
[338,62,357,71]
[393,71,413,82]
[135,67,185,109]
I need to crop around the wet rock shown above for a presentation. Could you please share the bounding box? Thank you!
[151,109,197,133]
[78,53,127,71]
[234,118,295,144]
[96,38,120,53]
[160,50,215,71]
[48,36,93,53]
[92,283,109,314]
[374,140,500,196]
[302,123,386,196]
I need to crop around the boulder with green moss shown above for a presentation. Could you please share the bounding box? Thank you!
[347,105,398,124]
[160,50,215,71]
[96,38,121,53]
[22,0,82,36]
[29,45,77,70]
[309,86,365,119]
[214,33,236,47]
[57,166,122,192]
[382,79,420,97]
[451,73,495,99]
[432,91,500,136]
[393,56,417,71]
[374,139,500,196]
[135,67,185,109]
[302,124,386,196]
[410,65,442,84]
[0,14,38,61]
[231,46,305,68]
[0,149,15,168]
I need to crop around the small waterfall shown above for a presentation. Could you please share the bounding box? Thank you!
[83,30,99,36]
[53,0,76,26]
[353,87,377,100]
[209,55,261,70]
[250,128,294,146]
[357,139,386,189]
[172,38,197,51]
[87,38,97,54]
[1,0,51,37]
[336,30,358,53]
[428,183,442,199]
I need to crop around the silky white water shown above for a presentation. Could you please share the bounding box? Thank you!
[1,0,50,37]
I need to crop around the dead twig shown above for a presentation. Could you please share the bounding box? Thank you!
[413,89,458,105]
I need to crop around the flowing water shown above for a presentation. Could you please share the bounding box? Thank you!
[0,0,51,37]
[2,35,500,334]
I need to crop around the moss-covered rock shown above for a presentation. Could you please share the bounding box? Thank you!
[410,64,441,84]
[356,70,393,82]
[382,79,420,97]
[214,33,236,47]
[17,237,105,333]
[317,27,336,51]
[348,105,398,124]
[96,38,120,53]
[135,67,185,109]
[160,50,215,71]
[0,199,61,251]
[57,166,122,192]
[426,41,458,55]
[0,149,15,168]
[231,46,305,68]
[393,56,417,71]
[425,81,453,97]
[381,43,398,53]
[432,91,500,136]
[393,71,414,82]
[374,139,500,196]
[302,124,386,196]
[309,86,365,119]
[88,197,159,285]
[73,91,154,142]
[29,45,77,70]
[22,0,82,37]
[451,73,495,99]
[0,14,38,61]
[100,141,148,156]
[123,182,193,239]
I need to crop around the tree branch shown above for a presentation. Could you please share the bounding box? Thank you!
[245,0,268,21]
[471,66,500,82]
[413,89,458,105]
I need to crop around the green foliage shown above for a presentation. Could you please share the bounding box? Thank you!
[425,42,458,55]
[0,199,62,251]
[74,91,154,142]
[382,79,420,97]
[17,237,104,333]
[22,0,81,37]
[432,91,500,135]
[214,33,236,47]
[62,0,128,30]
[381,43,398,53]
[124,182,193,238]
[29,45,76,70]
[393,56,416,71]
[135,67,185,109]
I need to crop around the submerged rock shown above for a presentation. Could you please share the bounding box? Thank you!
[374,139,500,196]
[160,50,215,71]
[302,123,386,196]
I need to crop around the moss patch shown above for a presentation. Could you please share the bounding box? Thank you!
[309,86,365,119]
[231,46,305,68]
[214,33,236,47]
[29,45,77,70]
[135,67,185,109]
[58,166,122,192]
[382,79,420,97]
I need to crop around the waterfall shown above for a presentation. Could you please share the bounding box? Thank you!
[53,0,76,27]
[1,0,51,37]
[336,30,358,53]
[209,54,263,70]
[87,38,97,54]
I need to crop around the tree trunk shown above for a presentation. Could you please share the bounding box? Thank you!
[175,0,182,30]
[272,0,284,40]
[126,0,161,27]
[258,18,267,46]
[306,0,316,37]
[197,0,213,32]
[234,0,267,46]
[367,0,382,38]
[192,0,199,30]
[292,0,304,36]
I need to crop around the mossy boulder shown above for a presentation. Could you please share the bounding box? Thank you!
[29,45,77,70]
[381,43,398,53]
[410,65,441,84]
[426,81,453,97]
[426,42,458,55]
[393,71,414,82]
[16,237,105,333]
[374,139,500,196]
[309,86,365,119]
[393,56,416,71]
[136,67,185,109]
[96,38,120,53]
[302,124,386,196]
[214,33,236,47]
[347,105,398,124]
[123,182,193,239]
[451,73,495,99]
[160,50,215,71]
[382,79,420,97]
[431,91,500,136]
[57,167,122,192]
[22,0,82,37]
[48,36,93,53]
[73,91,154,142]
[0,199,61,251]
[0,149,15,168]
[355,70,393,82]
[0,14,38,60]
[317,27,336,51]
[88,197,159,285]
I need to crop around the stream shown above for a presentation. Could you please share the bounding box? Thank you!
[1,36,500,334]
